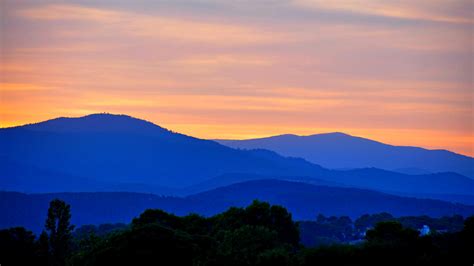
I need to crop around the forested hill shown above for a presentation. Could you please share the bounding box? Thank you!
[2,179,473,233]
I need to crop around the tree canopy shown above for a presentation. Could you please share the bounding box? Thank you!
[0,199,472,266]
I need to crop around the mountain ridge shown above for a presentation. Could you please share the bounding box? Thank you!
[1,113,473,201]
[0,113,325,187]
[2,179,474,233]
[217,132,472,159]
[216,132,474,178]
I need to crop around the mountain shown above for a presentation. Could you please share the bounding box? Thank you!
[2,180,473,233]
[179,173,344,196]
[187,180,474,218]
[0,114,324,188]
[2,114,474,201]
[216,133,474,178]
[0,156,178,195]
[181,170,474,205]
[326,168,474,196]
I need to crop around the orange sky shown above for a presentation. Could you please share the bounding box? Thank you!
[0,0,473,156]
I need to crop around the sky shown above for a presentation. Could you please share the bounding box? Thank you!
[0,0,473,156]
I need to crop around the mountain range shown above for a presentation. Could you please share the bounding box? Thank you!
[216,133,474,178]
[2,179,474,233]
[1,114,473,198]
[0,114,325,188]
[1,113,474,232]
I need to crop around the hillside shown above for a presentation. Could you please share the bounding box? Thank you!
[217,133,474,178]
[2,180,473,233]
[2,114,474,200]
[0,114,324,188]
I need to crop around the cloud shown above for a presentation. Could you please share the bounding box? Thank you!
[292,0,473,24]
[1,1,472,155]
[16,4,280,45]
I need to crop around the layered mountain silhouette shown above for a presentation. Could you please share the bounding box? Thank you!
[2,179,473,233]
[0,114,324,188]
[1,113,473,203]
[216,133,474,178]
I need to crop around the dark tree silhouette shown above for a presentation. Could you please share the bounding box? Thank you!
[365,221,419,243]
[45,199,75,266]
[0,227,37,265]
[216,225,281,266]
[36,230,50,265]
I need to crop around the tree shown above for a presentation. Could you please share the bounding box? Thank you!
[355,212,394,234]
[71,224,198,266]
[269,205,300,246]
[462,216,474,237]
[0,227,37,265]
[244,200,299,246]
[216,225,281,266]
[365,221,419,244]
[45,199,75,266]
[36,231,50,265]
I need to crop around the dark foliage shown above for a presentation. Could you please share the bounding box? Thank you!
[299,214,353,246]
[0,227,37,265]
[300,212,468,247]
[4,180,474,234]
[45,199,75,266]
[1,199,472,266]
[2,114,473,200]
[73,223,128,239]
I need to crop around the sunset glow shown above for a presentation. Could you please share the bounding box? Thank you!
[1,0,472,156]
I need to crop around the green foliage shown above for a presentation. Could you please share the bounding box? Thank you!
[462,215,474,236]
[216,225,281,266]
[300,214,354,246]
[365,221,419,243]
[181,213,213,235]
[213,200,299,246]
[45,199,75,265]
[132,209,182,228]
[69,224,200,266]
[397,215,465,232]
[354,212,394,234]
[67,200,299,265]
[37,231,50,265]
[256,247,292,266]
[2,199,473,266]
[0,227,37,265]
[362,221,428,265]
[297,245,359,266]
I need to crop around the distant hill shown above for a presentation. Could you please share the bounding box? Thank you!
[216,133,474,178]
[1,114,474,200]
[181,172,474,205]
[0,156,178,195]
[179,173,344,196]
[186,179,474,219]
[2,180,473,233]
[325,168,474,196]
[0,114,324,188]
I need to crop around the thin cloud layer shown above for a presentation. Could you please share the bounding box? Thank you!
[1,0,472,156]
[293,0,473,24]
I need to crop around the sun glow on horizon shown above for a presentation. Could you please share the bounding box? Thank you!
[1,0,472,156]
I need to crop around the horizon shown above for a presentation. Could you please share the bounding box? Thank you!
[1,112,472,158]
[1,2,473,262]
[1,0,472,157]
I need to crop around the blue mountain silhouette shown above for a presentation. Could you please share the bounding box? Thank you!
[1,113,473,200]
[0,114,323,187]
[216,133,474,178]
[2,179,473,233]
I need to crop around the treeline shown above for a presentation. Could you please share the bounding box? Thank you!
[300,212,466,246]
[0,199,473,266]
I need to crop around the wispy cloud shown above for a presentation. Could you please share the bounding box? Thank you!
[17,4,280,45]
[1,1,472,155]
[292,0,473,24]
